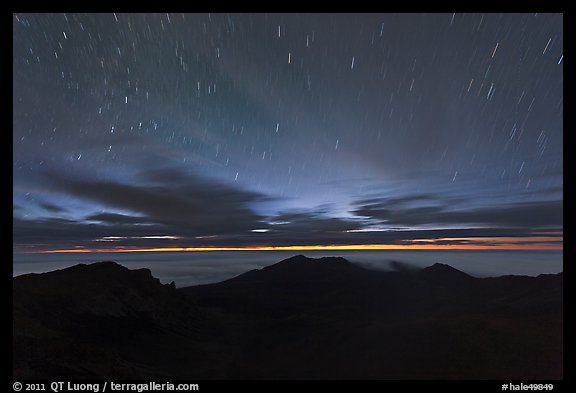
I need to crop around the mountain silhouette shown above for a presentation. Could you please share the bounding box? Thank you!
[13,262,228,379]
[421,262,474,280]
[13,256,562,379]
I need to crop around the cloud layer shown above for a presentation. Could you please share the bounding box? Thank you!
[13,167,562,252]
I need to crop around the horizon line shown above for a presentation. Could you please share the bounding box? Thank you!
[16,242,563,254]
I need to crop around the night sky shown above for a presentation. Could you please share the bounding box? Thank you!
[13,13,563,254]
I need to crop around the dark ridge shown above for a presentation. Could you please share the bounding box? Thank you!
[419,262,475,281]
[226,254,368,284]
[258,254,364,273]
[14,261,162,292]
[13,261,227,379]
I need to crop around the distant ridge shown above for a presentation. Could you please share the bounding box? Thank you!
[420,262,475,282]
[225,254,368,284]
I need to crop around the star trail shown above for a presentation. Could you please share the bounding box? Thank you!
[13,13,563,254]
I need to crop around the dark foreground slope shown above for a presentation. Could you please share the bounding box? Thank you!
[14,256,563,379]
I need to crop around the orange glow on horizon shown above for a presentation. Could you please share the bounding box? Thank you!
[21,237,562,254]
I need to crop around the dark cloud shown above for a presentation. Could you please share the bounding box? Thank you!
[270,212,363,233]
[13,215,182,251]
[14,216,107,245]
[355,199,563,228]
[85,213,151,225]
[44,168,269,236]
[13,212,562,253]
[38,201,67,213]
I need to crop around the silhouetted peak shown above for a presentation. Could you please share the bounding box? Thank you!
[16,261,162,290]
[279,254,309,264]
[12,261,181,307]
[264,255,359,272]
[22,261,152,282]
[87,260,125,268]
[281,254,352,264]
[424,262,459,271]
[67,260,154,277]
[226,255,366,285]
[14,262,191,324]
[420,263,473,280]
